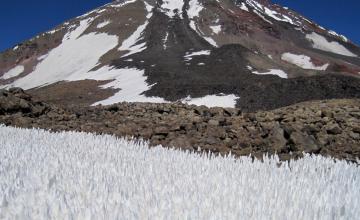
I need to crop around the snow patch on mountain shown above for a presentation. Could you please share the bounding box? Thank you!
[188,0,203,19]
[119,2,153,57]
[37,54,48,61]
[97,20,111,29]
[252,68,288,79]
[239,2,249,12]
[163,32,169,50]
[1,65,24,80]
[281,53,329,70]
[210,25,221,34]
[188,0,217,47]
[328,30,349,43]
[91,67,167,106]
[3,18,118,90]
[64,18,93,40]
[246,0,297,26]
[161,0,184,18]
[110,0,137,8]
[182,94,239,108]
[253,10,273,24]
[306,32,357,57]
[1,126,359,219]
[184,50,211,61]
[118,23,148,57]
[203,37,217,47]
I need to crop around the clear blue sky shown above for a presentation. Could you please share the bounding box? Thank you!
[1,0,359,52]
[273,0,360,44]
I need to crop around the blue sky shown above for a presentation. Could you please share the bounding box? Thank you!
[1,0,359,51]
[273,0,360,43]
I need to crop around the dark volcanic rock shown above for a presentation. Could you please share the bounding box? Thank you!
[1,88,360,162]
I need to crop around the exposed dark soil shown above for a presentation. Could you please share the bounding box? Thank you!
[1,88,359,163]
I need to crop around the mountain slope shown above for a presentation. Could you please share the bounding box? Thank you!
[1,0,360,110]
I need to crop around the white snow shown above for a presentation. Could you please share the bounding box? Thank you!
[3,18,118,90]
[163,32,169,50]
[182,94,239,108]
[252,69,288,79]
[184,50,211,61]
[97,20,111,29]
[329,30,349,42]
[37,54,48,61]
[46,27,64,35]
[210,25,221,34]
[245,0,302,27]
[247,65,253,70]
[110,0,137,8]
[318,25,326,31]
[281,53,329,70]
[76,6,103,19]
[90,67,167,105]
[188,0,217,47]
[239,2,249,12]
[13,45,18,50]
[1,65,24,80]
[253,10,273,24]
[96,8,107,14]
[1,126,359,219]
[118,2,153,57]
[3,3,157,92]
[203,36,218,47]
[246,1,281,23]
[263,7,295,25]
[188,0,203,19]
[161,0,184,18]
[306,32,357,57]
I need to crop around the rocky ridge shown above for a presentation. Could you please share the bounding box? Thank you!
[1,88,359,162]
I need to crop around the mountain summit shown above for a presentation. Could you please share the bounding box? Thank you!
[1,0,360,110]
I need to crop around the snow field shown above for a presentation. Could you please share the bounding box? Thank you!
[97,20,111,29]
[0,65,24,80]
[252,68,288,79]
[3,3,166,106]
[184,50,211,61]
[239,2,249,12]
[90,67,167,105]
[281,53,329,70]
[306,32,357,57]
[118,2,153,57]
[161,0,184,18]
[0,126,359,219]
[110,0,137,9]
[245,0,297,25]
[182,94,239,108]
[187,0,218,47]
[5,18,119,90]
[209,25,221,34]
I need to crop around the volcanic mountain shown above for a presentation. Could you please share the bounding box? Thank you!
[1,0,360,111]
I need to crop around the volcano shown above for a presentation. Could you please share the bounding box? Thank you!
[1,0,360,111]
